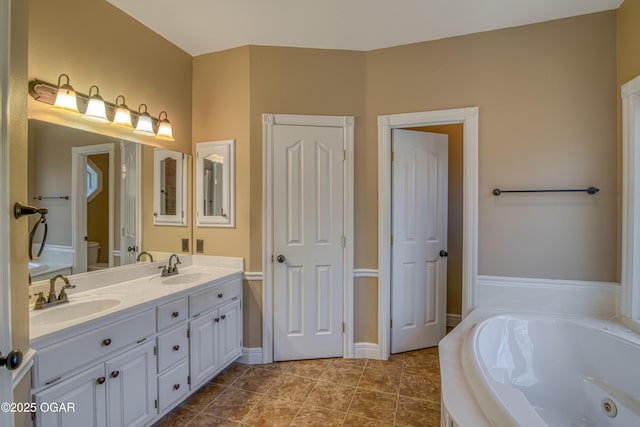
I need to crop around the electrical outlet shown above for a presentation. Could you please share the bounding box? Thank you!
[196,239,204,253]
[181,238,189,253]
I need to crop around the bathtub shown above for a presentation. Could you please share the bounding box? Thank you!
[461,314,640,427]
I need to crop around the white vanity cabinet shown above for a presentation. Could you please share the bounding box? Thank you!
[188,279,242,390]
[33,335,157,427]
[31,271,244,426]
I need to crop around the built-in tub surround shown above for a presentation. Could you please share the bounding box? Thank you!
[441,310,640,427]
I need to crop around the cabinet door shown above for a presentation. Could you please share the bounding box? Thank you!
[105,341,157,427]
[34,364,106,427]
[189,310,219,388]
[218,299,242,367]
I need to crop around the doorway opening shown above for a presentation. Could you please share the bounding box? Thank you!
[378,107,479,360]
[71,143,115,274]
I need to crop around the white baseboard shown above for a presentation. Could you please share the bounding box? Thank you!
[477,275,619,318]
[446,313,462,327]
[237,347,263,364]
[353,342,382,359]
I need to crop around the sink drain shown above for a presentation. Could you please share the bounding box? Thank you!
[601,398,617,418]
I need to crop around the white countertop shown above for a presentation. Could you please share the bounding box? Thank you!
[30,255,243,347]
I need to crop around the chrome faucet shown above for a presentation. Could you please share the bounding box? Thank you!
[136,251,154,262]
[33,274,76,310]
[159,254,181,277]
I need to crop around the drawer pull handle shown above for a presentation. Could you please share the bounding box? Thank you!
[102,338,112,346]
[173,345,180,351]
[110,371,120,378]
[220,315,226,320]
[214,317,220,323]
[173,384,180,391]
[96,377,106,385]
[172,311,179,318]
[217,293,223,298]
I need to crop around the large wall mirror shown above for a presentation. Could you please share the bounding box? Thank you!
[28,119,192,284]
[195,140,235,227]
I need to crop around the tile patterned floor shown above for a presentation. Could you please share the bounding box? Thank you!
[154,347,441,427]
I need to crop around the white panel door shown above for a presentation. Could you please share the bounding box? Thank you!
[273,125,344,361]
[391,129,448,354]
[120,142,139,266]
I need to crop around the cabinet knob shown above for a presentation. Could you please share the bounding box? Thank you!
[220,315,226,320]
[0,349,23,371]
[173,384,180,391]
[96,377,106,385]
[102,338,112,346]
[214,318,220,323]
[217,293,223,298]
[173,345,180,352]
[172,311,179,318]
[110,371,120,378]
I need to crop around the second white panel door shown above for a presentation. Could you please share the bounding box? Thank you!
[273,124,344,361]
[391,129,448,354]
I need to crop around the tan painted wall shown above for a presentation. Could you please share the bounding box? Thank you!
[28,0,192,153]
[367,12,618,283]
[617,0,640,86]
[410,124,464,315]
[9,0,31,420]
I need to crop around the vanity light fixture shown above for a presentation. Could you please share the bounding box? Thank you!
[82,85,109,123]
[52,74,79,113]
[111,95,133,129]
[155,111,175,141]
[133,104,155,136]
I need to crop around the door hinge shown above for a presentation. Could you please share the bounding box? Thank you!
[390,235,394,245]
[343,149,347,161]
[341,236,346,248]
[390,319,393,329]
[391,151,394,161]
[341,322,345,333]
[153,346,157,356]
[187,375,191,385]
[187,328,190,338]
[154,399,158,409]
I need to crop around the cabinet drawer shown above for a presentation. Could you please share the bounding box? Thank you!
[190,279,241,317]
[157,297,188,331]
[157,324,188,373]
[157,360,189,412]
[35,310,155,387]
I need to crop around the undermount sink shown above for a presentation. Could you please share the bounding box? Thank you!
[160,272,209,285]
[30,297,122,326]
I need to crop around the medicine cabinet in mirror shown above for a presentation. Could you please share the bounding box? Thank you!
[196,140,235,227]
[153,148,188,226]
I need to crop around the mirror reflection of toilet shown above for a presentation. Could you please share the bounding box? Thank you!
[87,241,108,271]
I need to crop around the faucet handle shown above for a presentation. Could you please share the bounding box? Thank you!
[57,284,75,302]
[33,292,47,310]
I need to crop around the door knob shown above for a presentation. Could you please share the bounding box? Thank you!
[439,250,448,257]
[0,349,23,371]
[276,255,286,263]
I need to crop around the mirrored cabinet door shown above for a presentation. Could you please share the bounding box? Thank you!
[154,148,188,226]
[196,140,235,227]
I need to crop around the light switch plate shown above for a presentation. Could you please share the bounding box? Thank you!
[196,239,204,253]
[181,238,189,253]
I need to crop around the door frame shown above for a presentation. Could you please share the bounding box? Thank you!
[378,107,479,359]
[0,0,12,420]
[262,113,354,364]
[71,143,115,273]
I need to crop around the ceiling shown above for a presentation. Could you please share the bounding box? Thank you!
[106,0,623,57]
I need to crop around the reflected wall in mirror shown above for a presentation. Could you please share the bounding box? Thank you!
[28,120,192,284]
[153,149,187,226]
[196,140,235,227]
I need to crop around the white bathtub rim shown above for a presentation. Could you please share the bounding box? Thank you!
[459,312,640,427]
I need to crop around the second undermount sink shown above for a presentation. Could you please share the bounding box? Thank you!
[160,272,209,285]
[30,297,122,326]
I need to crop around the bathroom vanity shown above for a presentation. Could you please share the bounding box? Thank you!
[29,256,243,427]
